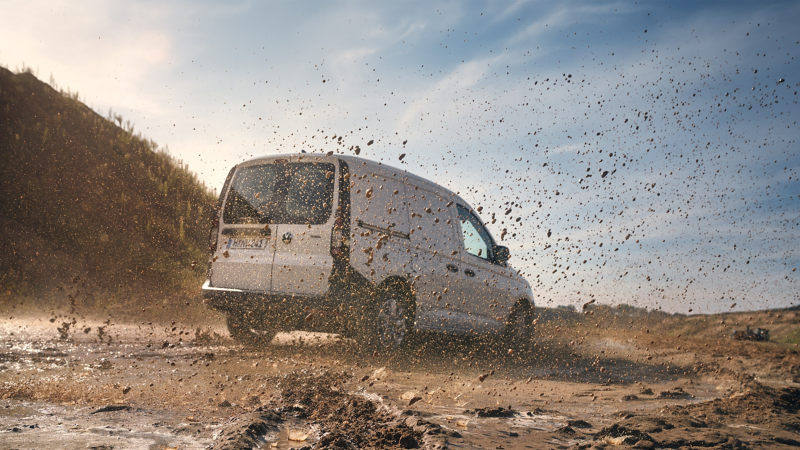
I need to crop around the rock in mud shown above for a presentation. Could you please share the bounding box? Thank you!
[773,436,800,447]
[657,387,693,399]
[595,423,654,446]
[616,416,675,433]
[213,410,282,450]
[567,419,593,429]
[659,436,750,449]
[468,406,516,418]
[407,396,423,406]
[90,405,132,414]
[556,425,576,435]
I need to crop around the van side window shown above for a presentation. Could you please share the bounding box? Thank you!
[457,205,492,261]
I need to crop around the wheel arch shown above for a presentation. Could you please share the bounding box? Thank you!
[505,296,535,326]
[377,275,415,299]
[377,275,417,317]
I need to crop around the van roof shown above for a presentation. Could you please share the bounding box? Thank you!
[237,153,464,203]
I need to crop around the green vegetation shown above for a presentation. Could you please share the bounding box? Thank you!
[0,67,216,310]
[779,327,800,346]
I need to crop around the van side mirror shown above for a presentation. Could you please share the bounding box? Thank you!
[493,245,510,264]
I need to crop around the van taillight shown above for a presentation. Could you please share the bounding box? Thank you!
[208,210,220,252]
[330,217,347,257]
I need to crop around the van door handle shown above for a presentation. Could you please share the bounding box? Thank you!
[446,264,458,272]
[464,269,476,277]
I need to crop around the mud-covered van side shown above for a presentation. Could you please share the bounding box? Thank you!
[202,153,534,351]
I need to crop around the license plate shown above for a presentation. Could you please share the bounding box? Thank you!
[226,238,268,250]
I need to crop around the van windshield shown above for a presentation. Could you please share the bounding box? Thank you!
[222,162,335,225]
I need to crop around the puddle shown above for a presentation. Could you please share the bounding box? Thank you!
[0,400,216,450]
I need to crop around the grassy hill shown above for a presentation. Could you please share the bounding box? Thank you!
[0,67,216,313]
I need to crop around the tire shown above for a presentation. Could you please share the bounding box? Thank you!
[362,283,415,352]
[502,300,534,357]
[226,311,276,346]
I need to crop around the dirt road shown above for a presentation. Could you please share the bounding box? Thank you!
[0,313,798,449]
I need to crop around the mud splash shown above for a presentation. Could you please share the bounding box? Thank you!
[214,371,449,449]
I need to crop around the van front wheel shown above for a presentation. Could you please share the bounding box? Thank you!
[502,300,534,357]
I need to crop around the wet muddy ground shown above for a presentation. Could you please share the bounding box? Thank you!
[0,314,798,449]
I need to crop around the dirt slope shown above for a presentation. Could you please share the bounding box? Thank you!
[0,67,216,309]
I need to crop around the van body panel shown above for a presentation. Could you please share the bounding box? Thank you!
[453,202,518,325]
[211,229,277,291]
[210,157,280,291]
[212,155,338,294]
[457,256,516,324]
[271,224,334,297]
[407,187,463,330]
[270,157,339,297]
[350,169,411,285]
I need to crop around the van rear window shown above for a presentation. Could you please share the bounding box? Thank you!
[223,162,335,225]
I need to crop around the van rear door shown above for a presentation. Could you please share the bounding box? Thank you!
[270,159,338,297]
[211,162,279,291]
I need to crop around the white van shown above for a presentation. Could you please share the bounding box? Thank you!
[202,153,534,352]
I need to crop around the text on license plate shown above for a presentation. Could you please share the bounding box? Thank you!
[226,238,268,250]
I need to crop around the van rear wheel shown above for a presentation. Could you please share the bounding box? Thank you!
[226,312,276,346]
[363,284,415,352]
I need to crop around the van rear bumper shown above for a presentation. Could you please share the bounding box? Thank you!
[202,279,253,311]
[201,279,337,313]
[202,279,355,333]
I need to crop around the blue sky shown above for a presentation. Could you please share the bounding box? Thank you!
[2,0,798,313]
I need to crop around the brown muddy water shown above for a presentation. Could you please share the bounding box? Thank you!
[0,315,798,449]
